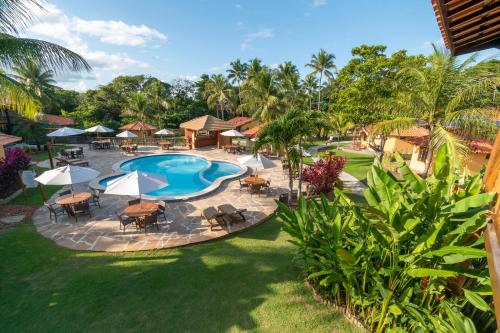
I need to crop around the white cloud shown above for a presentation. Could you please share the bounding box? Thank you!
[312,0,327,7]
[177,75,199,81]
[241,28,274,50]
[208,62,230,72]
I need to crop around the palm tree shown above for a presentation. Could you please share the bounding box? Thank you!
[326,113,354,148]
[372,45,499,176]
[301,76,318,111]
[11,58,56,108]
[305,49,336,111]
[227,59,247,110]
[123,92,151,123]
[0,0,90,118]
[277,61,300,108]
[239,68,281,122]
[204,74,232,120]
[146,79,174,128]
[247,58,263,79]
[255,109,307,201]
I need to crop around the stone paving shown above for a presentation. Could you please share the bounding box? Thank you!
[33,145,293,252]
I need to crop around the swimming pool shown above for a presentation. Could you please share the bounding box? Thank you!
[98,154,244,198]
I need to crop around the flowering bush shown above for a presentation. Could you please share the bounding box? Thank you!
[302,155,346,194]
[0,148,31,196]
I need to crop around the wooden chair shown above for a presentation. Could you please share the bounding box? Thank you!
[249,183,262,196]
[115,210,137,234]
[157,201,167,222]
[45,202,65,222]
[58,190,71,197]
[128,198,140,206]
[238,178,249,192]
[202,207,231,230]
[68,201,91,222]
[90,189,101,208]
[136,212,159,233]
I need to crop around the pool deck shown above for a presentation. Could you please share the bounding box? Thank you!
[33,145,293,252]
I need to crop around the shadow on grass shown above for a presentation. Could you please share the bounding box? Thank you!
[0,219,363,333]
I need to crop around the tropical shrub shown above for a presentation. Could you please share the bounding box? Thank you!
[0,148,31,196]
[302,155,346,194]
[278,144,496,332]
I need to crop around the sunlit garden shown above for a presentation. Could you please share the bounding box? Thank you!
[0,1,499,332]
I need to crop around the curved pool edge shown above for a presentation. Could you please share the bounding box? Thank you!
[90,152,248,202]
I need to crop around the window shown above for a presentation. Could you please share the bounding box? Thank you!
[418,147,428,162]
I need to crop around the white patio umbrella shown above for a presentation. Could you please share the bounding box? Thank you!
[47,127,86,137]
[221,129,244,137]
[35,165,100,194]
[85,125,114,137]
[154,129,175,136]
[237,154,276,176]
[104,171,168,202]
[116,130,138,138]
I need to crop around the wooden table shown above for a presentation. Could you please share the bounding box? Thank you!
[159,141,172,150]
[124,202,159,217]
[244,177,266,186]
[224,144,240,153]
[56,192,91,205]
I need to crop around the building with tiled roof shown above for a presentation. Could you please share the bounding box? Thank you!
[119,121,157,137]
[0,132,22,158]
[44,114,74,127]
[226,117,259,132]
[243,124,264,139]
[180,115,235,148]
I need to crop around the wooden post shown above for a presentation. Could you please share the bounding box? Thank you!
[483,128,500,328]
[47,140,54,169]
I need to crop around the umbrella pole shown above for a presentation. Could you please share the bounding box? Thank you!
[70,184,74,196]
[47,140,54,169]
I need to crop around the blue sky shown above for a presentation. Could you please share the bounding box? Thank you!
[24,0,495,91]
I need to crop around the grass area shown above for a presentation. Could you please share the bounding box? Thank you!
[0,219,363,333]
[28,145,74,162]
[4,184,62,207]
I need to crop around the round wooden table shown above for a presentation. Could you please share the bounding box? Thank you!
[56,192,91,205]
[124,202,159,217]
[244,177,266,186]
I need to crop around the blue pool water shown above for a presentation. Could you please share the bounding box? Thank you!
[99,154,242,197]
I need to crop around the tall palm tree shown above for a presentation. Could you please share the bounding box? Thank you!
[277,61,300,108]
[305,49,336,111]
[227,59,247,110]
[146,79,174,128]
[301,76,318,111]
[239,68,281,122]
[11,58,56,108]
[247,58,263,79]
[123,92,151,123]
[204,74,232,120]
[372,45,499,176]
[0,0,90,118]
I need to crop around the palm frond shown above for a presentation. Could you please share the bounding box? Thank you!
[370,117,418,137]
[0,0,41,34]
[444,108,498,140]
[0,33,91,73]
[0,71,40,118]
[430,125,468,167]
[445,77,499,114]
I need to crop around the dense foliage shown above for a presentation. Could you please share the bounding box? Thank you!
[302,156,346,194]
[0,148,31,195]
[278,144,497,332]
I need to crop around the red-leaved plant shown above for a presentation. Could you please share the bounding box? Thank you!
[0,148,31,195]
[302,155,346,194]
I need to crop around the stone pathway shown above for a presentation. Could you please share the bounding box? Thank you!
[33,145,294,252]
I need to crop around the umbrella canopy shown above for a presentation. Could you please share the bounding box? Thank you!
[85,125,114,133]
[237,154,276,170]
[35,165,100,191]
[47,127,85,137]
[104,171,168,196]
[221,129,245,137]
[154,129,175,136]
[116,130,138,138]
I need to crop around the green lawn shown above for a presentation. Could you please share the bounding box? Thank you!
[0,219,363,333]
[28,145,75,162]
[4,184,62,207]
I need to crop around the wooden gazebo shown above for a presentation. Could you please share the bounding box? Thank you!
[119,121,157,137]
[180,115,234,148]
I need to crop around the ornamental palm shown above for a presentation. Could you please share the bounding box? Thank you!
[301,75,318,111]
[372,45,499,176]
[239,68,281,122]
[123,92,151,123]
[227,58,247,109]
[0,0,90,118]
[11,58,56,108]
[204,74,232,120]
[305,49,336,111]
[325,113,354,148]
[146,79,174,128]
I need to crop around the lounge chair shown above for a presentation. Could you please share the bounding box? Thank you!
[217,204,247,223]
[55,157,89,167]
[202,207,231,230]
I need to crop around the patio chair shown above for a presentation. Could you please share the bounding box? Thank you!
[157,201,167,222]
[202,207,231,230]
[90,189,101,208]
[58,190,71,197]
[115,210,137,234]
[136,212,159,233]
[249,183,262,196]
[217,204,247,223]
[238,178,249,192]
[261,179,271,194]
[128,198,140,206]
[45,202,65,222]
[68,201,91,222]
[75,147,84,159]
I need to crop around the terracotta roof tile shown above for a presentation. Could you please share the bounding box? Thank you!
[227,117,256,127]
[0,132,22,146]
[119,121,157,131]
[243,124,264,138]
[466,140,494,154]
[180,115,234,131]
[390,126,429,138]
[44,114,74,126]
